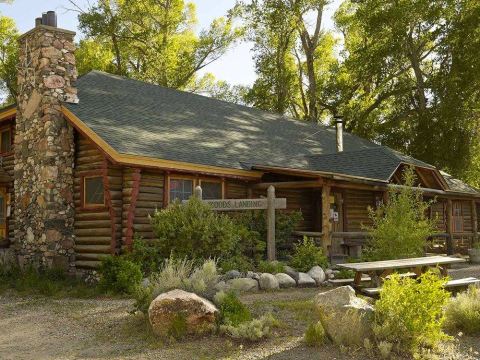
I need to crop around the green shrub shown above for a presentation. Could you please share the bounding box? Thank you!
[99,256,142,294]
[214,290,252,326]
[220,313,280,341]
[257,260,285,274]
[219,255,254,273]
[168,313,188,340]
[151,197,247,259]
[445,286,480,335]
[304,321,327,347]
[290,237,328,272]
[125,235,164,275]
[233,210,302,260]
[0,265,100,298]
[133,257,219,314]
[374,271,451,355]
[364,166,436,260]
[335,269,356,279]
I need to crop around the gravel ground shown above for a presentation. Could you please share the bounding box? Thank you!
[0,265,479,360]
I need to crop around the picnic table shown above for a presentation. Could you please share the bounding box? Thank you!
[337,256,466,288]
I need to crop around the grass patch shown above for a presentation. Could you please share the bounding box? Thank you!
[0,266,107,298]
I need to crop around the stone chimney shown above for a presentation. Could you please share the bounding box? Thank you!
[14,12,78,272]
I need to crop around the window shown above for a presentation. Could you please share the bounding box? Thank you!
[201,181,222,200]
[84,176,105,206]
[169,178,193,202]
[0,128,11,153]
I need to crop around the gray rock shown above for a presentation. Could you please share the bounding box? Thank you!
[226,278,259,292]
[275,273,296,288]
[308,266,326,286]
[259,273,280,290]
[284,265,300,281]
[328,273,335,280]
[214,280,227,292]
[315,286,374,346]
[246,271,260,280]
[224,270,241,280]
[297,272,316,287]
[149,289,218,337]
[325,269,334,276]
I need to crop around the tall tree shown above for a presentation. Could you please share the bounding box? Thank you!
[0,14,18,104]
[75,0,243,90]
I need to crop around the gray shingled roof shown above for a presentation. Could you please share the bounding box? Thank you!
[64,71,477,194]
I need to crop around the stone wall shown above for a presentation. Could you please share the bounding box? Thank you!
[14,25,78,272]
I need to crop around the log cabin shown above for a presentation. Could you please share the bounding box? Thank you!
[0,12,478,274]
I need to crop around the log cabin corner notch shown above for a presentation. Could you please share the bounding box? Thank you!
[0,11,478,273]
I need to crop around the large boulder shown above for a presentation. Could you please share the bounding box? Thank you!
[227,278,259,292]
[284,265,300,282]
[308,266,326,286]
[275,273,296,288]
[259,273,280,290]
[224,270,242,280]
[148,289,218,337]
[315,286,374,346]
[297,272,316,287]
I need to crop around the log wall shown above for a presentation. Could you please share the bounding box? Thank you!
[344,189,375,232]
[73,134,115,269]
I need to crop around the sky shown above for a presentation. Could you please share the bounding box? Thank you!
[0,0,341,86]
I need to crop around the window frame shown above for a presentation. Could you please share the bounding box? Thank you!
[0,126,12,155]
[199,179,224,200]
[83,175,106,209]
[167,175,225,204]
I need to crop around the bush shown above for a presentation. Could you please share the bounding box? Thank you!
[304,321,327,347]
[257,260,285,274]
[233,210,303,260]
[374,271,451,355]
[445,286,480,335]
[335,269,356,279]
[220,313,280,341]
[133,257,219,314]
[364,166,436,260]
[99,256,142,294]
[150,197,246,260]
[0,265,100,297]
[214,290,252,326]
[290,237,328,272]
[219,254,254,273]
[125,235,164,275]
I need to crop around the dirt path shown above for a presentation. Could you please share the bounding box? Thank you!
[0,284,479,360]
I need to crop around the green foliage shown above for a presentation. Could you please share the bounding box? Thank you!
[219,255,254,273]
[290,236,328,272]
[220,313,280,341]
[214,290,252,327]
[133,257,219,314]
[99,256,142,294]
[374,271,451,355]
[0,14,18,104]
[0,265,100,298]
[335,269,356,279]
[257,260,285,274]
[364,167,436,261]
[168,313,188,340]
[75,39,115,76]
[445,286,480,335]
[125,235,164,275]
[151,197,246,260]
[304,321,327,347]
[77,0,243,91]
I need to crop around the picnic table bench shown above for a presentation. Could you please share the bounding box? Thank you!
[337,256,478,297]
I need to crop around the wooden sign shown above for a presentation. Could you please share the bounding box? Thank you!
[183,198,286,211]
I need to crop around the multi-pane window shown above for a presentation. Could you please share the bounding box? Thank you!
[84,176,105,206]
[169,178,193,202]
[201,181,222,200]
[0,128,11,153]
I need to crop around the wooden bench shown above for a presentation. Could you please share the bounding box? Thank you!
[329,276,371,285]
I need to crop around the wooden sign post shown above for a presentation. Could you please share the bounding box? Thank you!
[189,185,286,261]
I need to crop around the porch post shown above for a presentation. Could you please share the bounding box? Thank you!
[267,185,276,261]
[322,185,331,255]
[446,199,454,255]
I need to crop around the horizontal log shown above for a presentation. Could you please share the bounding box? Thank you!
[75,260,101,269]
[75,220,112,229]
[75,228,112,237]
[75,212,110,220]
[75,244,111,254]
[75,236,112,245]
[76,253,109,261]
